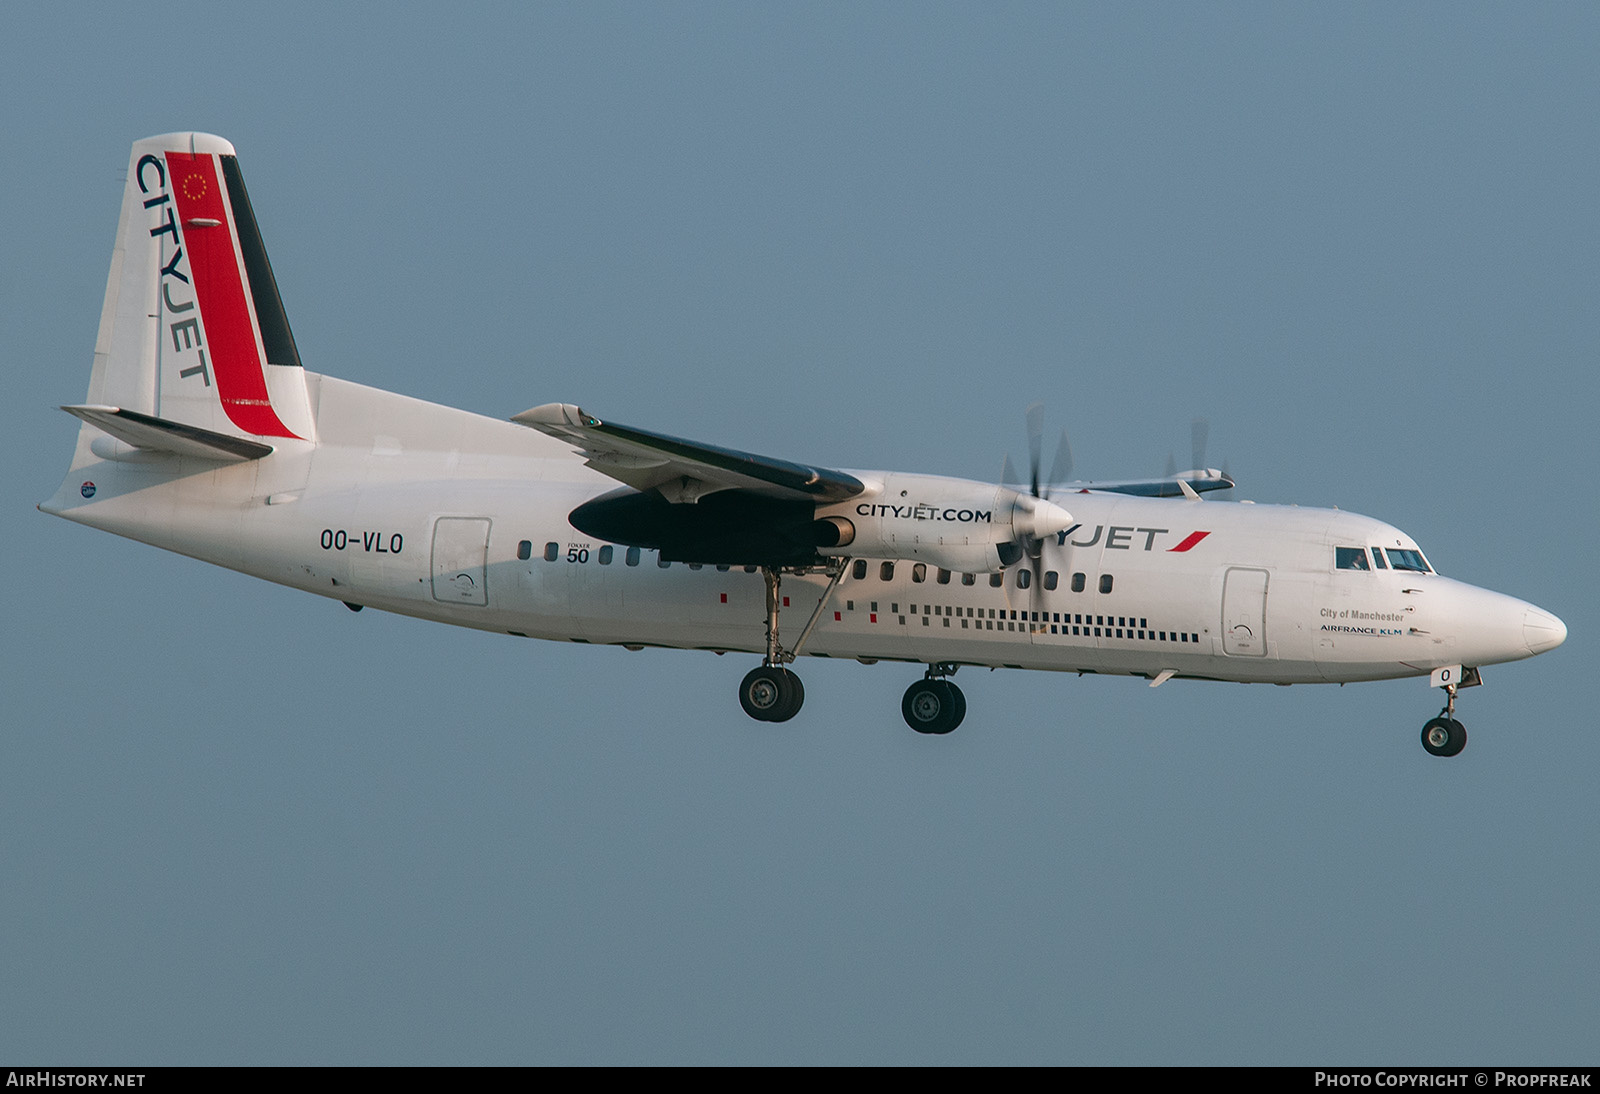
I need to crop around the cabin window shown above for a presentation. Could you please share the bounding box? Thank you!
[880,561,895,581]
[689,563,703,571]
[626,546,641,566]
[1385,548,1432,573]
[852,559,868,581]
[1335,547,1371,571]
[1071,572,1086,593]
[517,540,533,561]
[658,556,672,568]
[543,542,559,562]
[912,563,927,583]
[1099,574,1113,594]
[716,563,731,572]
[989,572,1003,588]
[936,568,951,585]
[1016,569,1031,590]
[962,572,976,586]
[598,545,613,565]
[1044,571,1059,591]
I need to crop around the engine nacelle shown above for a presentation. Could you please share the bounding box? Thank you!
[567,472,1072,570]
[817,472,1072,574]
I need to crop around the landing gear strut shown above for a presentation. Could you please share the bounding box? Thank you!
[902,664,966,735]
[1420,678,1468,757]
[736,561,847,724]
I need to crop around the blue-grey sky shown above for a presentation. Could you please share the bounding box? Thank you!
[4,2,1595,1064]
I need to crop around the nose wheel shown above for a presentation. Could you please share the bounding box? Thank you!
[1421,716,1466,757]
[1420,678,1468,757]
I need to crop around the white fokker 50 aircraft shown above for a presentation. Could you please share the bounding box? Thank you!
[43,134,1567,755]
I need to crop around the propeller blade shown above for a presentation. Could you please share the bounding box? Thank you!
[999,408,1075,605]
[1009,405,1073,630]
[1025,401,1045,498]
[1030,547,1044,632]
[1165,452,1177,478]
[1047,429,1073,488]
[1191,418,1210,476]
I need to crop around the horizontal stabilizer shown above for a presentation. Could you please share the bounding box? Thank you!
[62,405,274,462]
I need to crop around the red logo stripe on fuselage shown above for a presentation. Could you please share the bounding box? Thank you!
[1168,531,1211,552]
[166,152,301,439]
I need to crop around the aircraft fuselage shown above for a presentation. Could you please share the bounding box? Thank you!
[46,373,1559,690]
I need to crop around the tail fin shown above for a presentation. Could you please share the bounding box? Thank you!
[83,132,315,442]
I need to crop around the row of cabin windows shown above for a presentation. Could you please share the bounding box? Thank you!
[521,540,769,572]
[522,541,642,566]
[850,559,1111,593]
[520,541,1115,593]
[859,600,1202,643]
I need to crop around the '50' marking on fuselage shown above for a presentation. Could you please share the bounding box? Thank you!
[320,529,404,553]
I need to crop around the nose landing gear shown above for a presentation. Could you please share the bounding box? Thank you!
[1420,668,1477,757]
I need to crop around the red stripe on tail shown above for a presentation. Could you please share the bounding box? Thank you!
[166,152,301,439]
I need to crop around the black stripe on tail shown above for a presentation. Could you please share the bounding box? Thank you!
[219,154,302,369]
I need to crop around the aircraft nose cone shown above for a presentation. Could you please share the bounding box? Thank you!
[1524,606,1567,655]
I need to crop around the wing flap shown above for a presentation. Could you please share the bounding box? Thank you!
[513,403,865,503]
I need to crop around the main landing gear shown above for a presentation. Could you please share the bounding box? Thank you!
[901,665,966,735]
[734,564,968,734]
[738,562,844,724]
[739,664,805,722]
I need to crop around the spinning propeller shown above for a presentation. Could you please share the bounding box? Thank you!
[995,401,1075,569]
[997,402,1076,622]
[1164,417,1231,489]
[1003,407,1232,626]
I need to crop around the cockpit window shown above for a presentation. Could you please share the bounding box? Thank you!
[1385,548,1432,573]
[1335,547,1371,571]
[1371,548,1388,570]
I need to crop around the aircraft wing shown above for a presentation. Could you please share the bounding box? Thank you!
[512,403,866,504]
